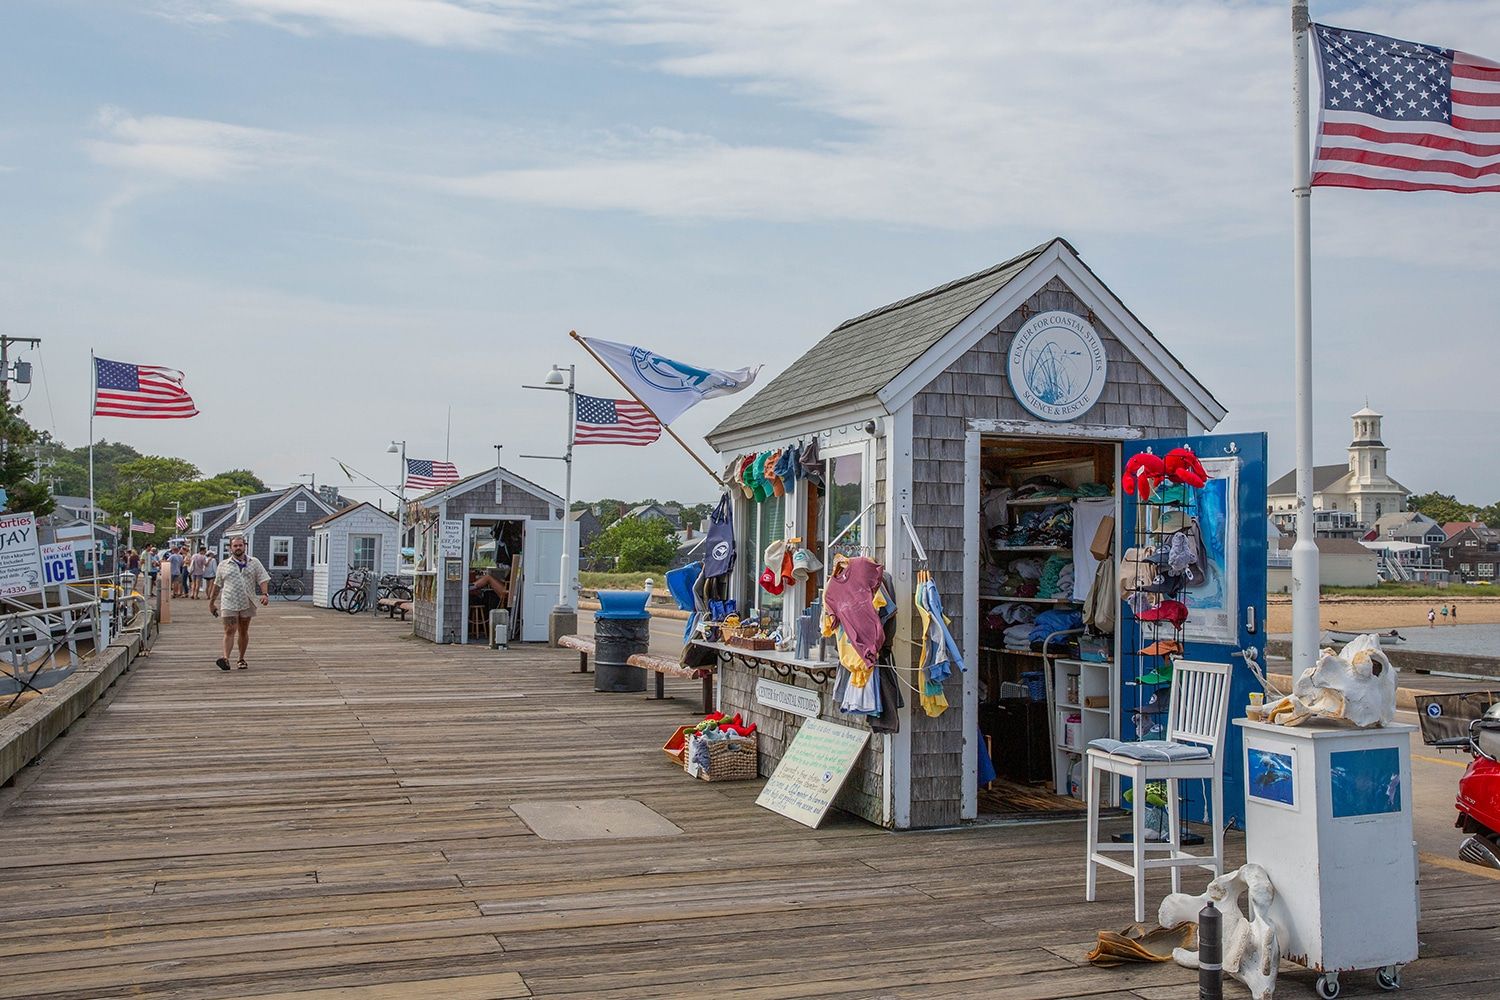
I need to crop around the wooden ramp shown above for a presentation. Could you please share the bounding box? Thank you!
[0,601,1494,999]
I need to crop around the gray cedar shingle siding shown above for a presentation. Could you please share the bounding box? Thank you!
[708,242,1051,441]
[905,279,1191,828]
[249,493,333,579]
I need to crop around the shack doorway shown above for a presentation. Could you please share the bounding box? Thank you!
[974,434,1119,817]
[463,518,524,644]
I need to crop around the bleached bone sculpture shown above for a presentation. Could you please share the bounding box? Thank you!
[1160,863,1281,1000]
[1263,633,1396,728]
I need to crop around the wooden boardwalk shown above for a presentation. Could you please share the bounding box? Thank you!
[0,601,1495,1000]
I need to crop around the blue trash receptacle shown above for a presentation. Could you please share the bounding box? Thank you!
[594,591,651,693]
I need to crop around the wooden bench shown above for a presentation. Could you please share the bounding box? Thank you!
[628,652,715,714]
[557,635,594,673]
[376,598,412,620]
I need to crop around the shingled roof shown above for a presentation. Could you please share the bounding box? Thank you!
[708,240,1053,442]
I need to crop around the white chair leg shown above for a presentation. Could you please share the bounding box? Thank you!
[1085,758,1100,902]
[1211,775,1225,876]
[1167,777,1182,895]
[1131,770,1147,924]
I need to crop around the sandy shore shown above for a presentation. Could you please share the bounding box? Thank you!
[1267,595,1500,632]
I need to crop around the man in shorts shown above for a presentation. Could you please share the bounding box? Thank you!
[207,535,270,670]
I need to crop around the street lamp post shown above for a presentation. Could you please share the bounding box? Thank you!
[387,440,406,579]
[521,364,577,646]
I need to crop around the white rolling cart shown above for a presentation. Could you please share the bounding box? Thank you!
[1235,719,1419,999]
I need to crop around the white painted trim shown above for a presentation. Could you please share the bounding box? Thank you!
[961,429,981,821]
[435,500,447,644]
[967,418,1143,440]
[348,533,381,573]
[240,486,335,535]
[708,399,888,455]
[877,240,1226,430]
[886,400,915,830]
[268,535,294,571]
[458,512,528,645]
[306,535,315,570]
[414,466,563,511]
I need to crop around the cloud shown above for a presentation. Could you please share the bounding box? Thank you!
[158,0,534,48]
[86,107,299,180]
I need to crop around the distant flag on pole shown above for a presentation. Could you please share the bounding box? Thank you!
[1312,24,1500,193]
[577,337,760,426]
[574,395,662,446]
[405,459,460,491]
[175,515,188,532]
[131,518,156,534]
[92,357,199,419]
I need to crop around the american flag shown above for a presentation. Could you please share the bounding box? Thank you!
[175,515,188,531]
[131,519,156,534]
[1313,24,1500,193]
[93,357,199,419]
[405,459,460,491]
[574,395,662,446]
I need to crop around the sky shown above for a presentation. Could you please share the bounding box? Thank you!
[3,0,1499,511]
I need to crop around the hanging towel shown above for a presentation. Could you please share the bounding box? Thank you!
[1072,497,1114,602]
[823,556,886,671]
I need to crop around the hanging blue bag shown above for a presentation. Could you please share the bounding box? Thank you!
[702,493,736,579]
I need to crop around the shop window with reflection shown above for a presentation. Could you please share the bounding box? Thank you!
[741,493,787,615]
[826,452,866,559]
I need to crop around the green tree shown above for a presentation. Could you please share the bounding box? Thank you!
[588,515,677,572]
[1477,501,1500,530]
[0,386,53,515]
[1407,491,1476,525]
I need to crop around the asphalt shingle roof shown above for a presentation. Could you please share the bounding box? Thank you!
[1267,464,1353,496]
[708,240,1054,442]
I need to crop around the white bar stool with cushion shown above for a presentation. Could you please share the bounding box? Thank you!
[1084,658,1232,922]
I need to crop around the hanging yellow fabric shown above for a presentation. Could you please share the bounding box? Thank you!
[914,569,949,717]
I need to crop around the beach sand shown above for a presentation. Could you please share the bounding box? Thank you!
[1267,595,1500,632]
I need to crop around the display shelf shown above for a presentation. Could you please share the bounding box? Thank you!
[1083,705,1111,715]
[991,544,1070,553]
[1051,656,1114,801]
[979,594,1081,605]
[1007,496,1079,507]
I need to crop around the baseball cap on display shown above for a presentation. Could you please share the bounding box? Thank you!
[1138,639,1183,657]
[1138,600,1189,626]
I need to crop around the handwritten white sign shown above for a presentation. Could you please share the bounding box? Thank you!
[40,542,80,586]
[0,512,44,597]
[755,677,820,719]
[439,520,463,558]
[755,719,870,828]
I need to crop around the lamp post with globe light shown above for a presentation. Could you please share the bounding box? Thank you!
[387,440,406,579]
[520,364,578,644]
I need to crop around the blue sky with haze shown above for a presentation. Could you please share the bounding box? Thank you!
[4,0,1498,508]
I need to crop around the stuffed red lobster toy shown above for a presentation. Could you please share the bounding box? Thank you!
[1164,447,1208,488]
[1122,452,1166,496]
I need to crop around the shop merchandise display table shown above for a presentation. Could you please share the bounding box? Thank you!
[1235,719,1418,998]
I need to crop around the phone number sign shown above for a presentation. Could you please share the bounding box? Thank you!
[0,512,45,597]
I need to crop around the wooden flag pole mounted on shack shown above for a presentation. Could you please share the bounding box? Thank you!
[569,330,752,489]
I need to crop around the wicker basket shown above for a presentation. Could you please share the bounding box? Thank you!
[684,735,759,782]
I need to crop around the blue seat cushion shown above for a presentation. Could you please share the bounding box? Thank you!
[1088,738,1211,762]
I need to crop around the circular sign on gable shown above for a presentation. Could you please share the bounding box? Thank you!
[1006,311,1108,422]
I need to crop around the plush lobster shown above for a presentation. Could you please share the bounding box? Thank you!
[1122,452,1167,496]
[1164,447,1208,488]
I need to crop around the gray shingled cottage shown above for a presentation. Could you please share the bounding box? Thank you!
[407,466,576,645]
[704,238,1227,830]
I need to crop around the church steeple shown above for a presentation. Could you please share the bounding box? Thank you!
[1349,405,1387,487]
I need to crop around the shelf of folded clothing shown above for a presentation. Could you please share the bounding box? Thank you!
[687,639,839,684]
[990,545,1070,553]
[1006,496,1078,507]
[979,594,1081,604]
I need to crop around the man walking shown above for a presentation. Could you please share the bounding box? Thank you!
[169,545,185,598]
[208,535,269,670]
[145,544,158,597]
[189,546,208,599]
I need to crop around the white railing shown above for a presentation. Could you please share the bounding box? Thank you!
[0,599,101,686]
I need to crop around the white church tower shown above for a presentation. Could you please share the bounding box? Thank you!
[1345,405,1403,526]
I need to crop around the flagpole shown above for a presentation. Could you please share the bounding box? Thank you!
[88,351,98,584]
[568,331,725,488]
[1290,0,1320,675]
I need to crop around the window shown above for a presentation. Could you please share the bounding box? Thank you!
[740,493,788,613]
[236,499,249,524]
[1460,563,1472,574]
[350,535,378,572]
[1480,563,1495,578]
[1373,459,1379,470]
[307,535,316,569]
[1466,539,1478,547]
[192,512,203,531]
[295,500,307,513]
[270,536,292,569]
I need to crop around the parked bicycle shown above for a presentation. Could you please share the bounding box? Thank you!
[332,567,372,614]
[270,571,305,601]
[378,573,414,602]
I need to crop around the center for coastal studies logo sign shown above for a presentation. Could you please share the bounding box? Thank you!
[631,347,725,394]
[1006,311,1108,422]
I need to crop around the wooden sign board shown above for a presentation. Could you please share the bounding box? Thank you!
[0,512,44,598]
[756,719,870,828]
[755,677,820,719]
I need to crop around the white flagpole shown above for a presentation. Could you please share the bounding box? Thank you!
[88,351,99,584]
[1290,1,1320,674]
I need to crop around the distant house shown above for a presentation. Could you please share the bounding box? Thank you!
[1439,524,1500,584]
[221,485,337,583]
[1267,535,1379,592]
[570,508,603,569]
[186,502,235,553]
[1443,521,1485,539]
[623,502,683,530]
[1267,406,1408,533]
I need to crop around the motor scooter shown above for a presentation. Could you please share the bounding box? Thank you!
[1427,701,1500,870]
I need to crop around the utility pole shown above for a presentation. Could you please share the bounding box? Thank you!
[0,335,42,462]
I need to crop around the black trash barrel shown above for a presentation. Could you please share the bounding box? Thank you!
[594,615,649,692]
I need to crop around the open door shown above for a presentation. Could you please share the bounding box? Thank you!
[521,521,566,642]
[1119,432,1268,829]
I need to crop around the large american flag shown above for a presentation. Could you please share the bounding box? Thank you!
[574,395,662,446]
[1312,24,1500,193]
[93,357,199,419]
[405,459,460,491]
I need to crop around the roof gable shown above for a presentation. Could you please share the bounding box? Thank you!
[1267,464,1353,497]
[240,486,335,533]
[414,465,564,510]
[311,501,396,529]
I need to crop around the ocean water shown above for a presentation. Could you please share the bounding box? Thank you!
[1275,624,1500,658]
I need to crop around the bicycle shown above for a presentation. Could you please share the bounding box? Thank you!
[378,573,414,602]
[332,567,373,614]
[270,571,305,601]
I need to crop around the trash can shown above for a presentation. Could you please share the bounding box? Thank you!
[594,590,651,693]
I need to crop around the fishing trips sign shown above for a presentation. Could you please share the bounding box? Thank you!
[0,512,45,597]
[1006,311,1108,422]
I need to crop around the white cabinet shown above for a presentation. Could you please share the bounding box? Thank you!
[1052,658,1114,800]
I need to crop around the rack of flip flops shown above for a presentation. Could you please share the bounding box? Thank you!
[1118,448,1211,839]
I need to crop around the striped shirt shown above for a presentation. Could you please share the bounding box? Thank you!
[214,557,269,613]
